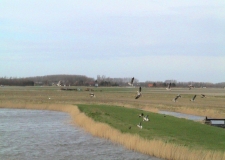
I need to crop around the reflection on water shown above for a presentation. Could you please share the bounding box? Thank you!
[159,110,205,121]
[0,109,160,160]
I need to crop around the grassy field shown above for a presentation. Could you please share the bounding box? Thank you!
[77,104,225,151]
[0,86,224,118]
[0,86,225,159]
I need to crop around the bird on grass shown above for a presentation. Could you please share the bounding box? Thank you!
[128,77,134,86]
[129,126,131,129]
[89,93,96,98]
[137,122,142,129]
[135,87,142,99]
[173,94,181,102]
[190,95,197,101]
[143,115,149,121]
[166,83,171,90]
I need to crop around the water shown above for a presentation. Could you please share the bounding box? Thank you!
[0,109,160,160]
[159,110,205,121]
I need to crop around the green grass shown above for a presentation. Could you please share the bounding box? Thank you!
[77,104,225,151]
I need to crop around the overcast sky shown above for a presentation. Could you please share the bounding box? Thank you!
[0,0,224,83]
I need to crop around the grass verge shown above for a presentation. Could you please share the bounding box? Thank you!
[77,104,225,159]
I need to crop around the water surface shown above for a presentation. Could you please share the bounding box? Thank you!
[0,108,160,160]
[159,110,205,121]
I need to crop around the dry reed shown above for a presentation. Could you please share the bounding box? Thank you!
[0,102,224,160]
[175,107,225,119]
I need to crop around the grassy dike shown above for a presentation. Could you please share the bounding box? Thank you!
[77,104,225,160]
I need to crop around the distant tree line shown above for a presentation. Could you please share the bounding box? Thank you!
[0,75,224,88]
[0,77,34,86]
[96,75,138,86]
[26,75,95,86]
[99,81,119,86]
[144,81,225,88]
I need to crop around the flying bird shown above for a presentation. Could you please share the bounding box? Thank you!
[57,80,63,87]
[188,84,194,90]
[201,94,206,98]
[135,87,142,99]
[173,94,181,102]
[137,122,142,129]
[143,115,149,121]
[190,95,197,101]
[139,113,144,117]
[166,83,171,90]
[90,93,96,98]
[128,77,134,86]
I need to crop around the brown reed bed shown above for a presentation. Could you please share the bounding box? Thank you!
[0,102,225,160]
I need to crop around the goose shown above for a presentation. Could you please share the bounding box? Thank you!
[137,122,142,129]
[139,113,144,117]
[143,115,149,121]
[201,94,206,98]
[135,87,142,99]
[190,95,197,101]
[166,83,171,90]
[128,77,134,86]
[173,94,181,102]
[188,84,194,90]
[57,81,63,87]
[90,93,96,98]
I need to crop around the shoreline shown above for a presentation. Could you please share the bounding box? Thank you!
[0,102,224,160]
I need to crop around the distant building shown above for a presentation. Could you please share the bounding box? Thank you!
[148,83,153,87]
[95,80,98,87]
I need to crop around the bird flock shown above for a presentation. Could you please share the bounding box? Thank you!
[136,113,149,129]
[88,77,207,129]
[171,92,206,103]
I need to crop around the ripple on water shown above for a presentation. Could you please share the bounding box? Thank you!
[0,109,160,160]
